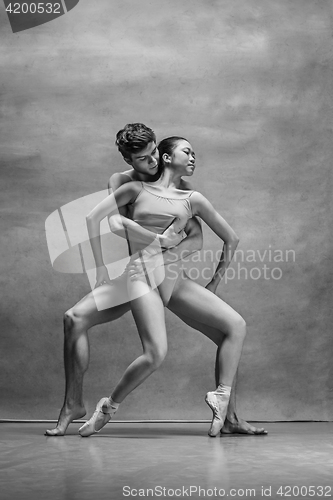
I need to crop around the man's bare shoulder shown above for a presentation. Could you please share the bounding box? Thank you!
[108,170,135,192]
[180,178,195,191]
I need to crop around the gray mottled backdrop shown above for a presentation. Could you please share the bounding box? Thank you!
[0,0,332,420]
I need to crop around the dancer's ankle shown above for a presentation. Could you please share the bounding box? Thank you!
[226,411,239,424]
[102,397,120,414]
[214,383,231,397]
[226,413,238,424]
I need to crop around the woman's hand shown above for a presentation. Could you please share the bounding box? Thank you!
[95,265,112,288]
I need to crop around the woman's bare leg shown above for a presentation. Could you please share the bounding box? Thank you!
[79,281,168,436]
[167,275,246,385]
[166,274,246,435]
[168,299,266,434]
[110,283,168,403]
[45,282,131,436]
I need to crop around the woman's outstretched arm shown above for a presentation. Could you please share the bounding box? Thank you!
[86,182,141,285]
[190,192,239,293]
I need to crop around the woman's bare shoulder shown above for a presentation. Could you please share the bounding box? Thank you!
[188,190,206,201]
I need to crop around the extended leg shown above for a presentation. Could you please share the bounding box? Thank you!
[45,282,131,436]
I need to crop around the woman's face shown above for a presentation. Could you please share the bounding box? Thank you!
[169,140,196,177]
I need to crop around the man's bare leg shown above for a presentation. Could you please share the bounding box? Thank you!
[168,285,267,435]
[45,283,131,436]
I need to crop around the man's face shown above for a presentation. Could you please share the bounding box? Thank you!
[128,141,159,176]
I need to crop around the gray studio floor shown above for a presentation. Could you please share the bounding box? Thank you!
[1,422,332,500]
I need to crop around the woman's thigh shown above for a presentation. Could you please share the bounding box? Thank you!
[157,259,184,306]
[168,303,223,346]
[128,279,167,355]
[168,273,244,335]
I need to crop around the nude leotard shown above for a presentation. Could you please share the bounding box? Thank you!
[127,181,195,305]
[93,180,195,310]
[128,181,193,254]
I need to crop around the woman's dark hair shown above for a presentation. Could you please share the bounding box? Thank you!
[158,136,187,166]
[116,123,156,160]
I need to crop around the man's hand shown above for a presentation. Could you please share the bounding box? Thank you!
[160,222,185,249]
[95,265,112,288]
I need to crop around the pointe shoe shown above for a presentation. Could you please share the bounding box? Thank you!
[78,398,112,437]
[205,392,230,437]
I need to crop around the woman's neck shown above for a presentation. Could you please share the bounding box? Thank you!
[155,167,183,189]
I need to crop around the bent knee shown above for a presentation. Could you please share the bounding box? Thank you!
[63,308,87,331]
[227,314,246,339]
[64,309,74,326]
[146,346,167,370]
[236,315,246,331]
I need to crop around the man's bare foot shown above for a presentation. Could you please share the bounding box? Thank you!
[221,417,267,435]
[45,404,86,436]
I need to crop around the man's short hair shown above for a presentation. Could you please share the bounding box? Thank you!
[115,123,156,160]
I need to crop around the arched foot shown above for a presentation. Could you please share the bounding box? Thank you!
[45,404,86,436]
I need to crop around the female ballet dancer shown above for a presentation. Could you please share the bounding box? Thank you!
[79,136,248,438]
